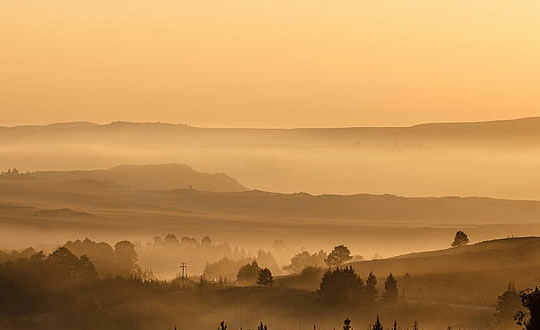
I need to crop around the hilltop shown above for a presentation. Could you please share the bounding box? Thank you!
[3,117,540,147]
[0,164,246,192]
[349,236,540,276]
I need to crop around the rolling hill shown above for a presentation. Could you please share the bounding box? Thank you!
[1,164,246,192]
[3,118,540,199]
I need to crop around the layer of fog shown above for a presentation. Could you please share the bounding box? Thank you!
[3,143,540,199]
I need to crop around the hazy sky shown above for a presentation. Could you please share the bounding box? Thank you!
[2,1,540,127]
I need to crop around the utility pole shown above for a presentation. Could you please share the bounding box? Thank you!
[200,275,203,296]
[180,262,187,288]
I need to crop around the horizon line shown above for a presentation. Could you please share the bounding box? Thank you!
[2,116,540,130]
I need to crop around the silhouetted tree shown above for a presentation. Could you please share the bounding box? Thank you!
[219,321,227,330]
[496,283,522,324]
[343,318,352,330]
[372,316,383,330]
[383,273,398,303]
[325,245,352,267]
[516,287,540,330]
[319,266,364,304]
[283,250,327,273]
[114,241,138,277]
[257,268,273,287]
[365,271,378,302]
[237,260,260,284]
[412,320,419,330]
[258,322,268,330]
[451,231,470,247]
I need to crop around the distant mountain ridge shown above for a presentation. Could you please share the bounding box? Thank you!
[2,116,540,147]
[4,117,540,199]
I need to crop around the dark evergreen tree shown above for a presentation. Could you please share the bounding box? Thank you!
[366,272,378,302]
[382,273,398,303]
[319,266,364,304]
[372,316,383,330]
[365,271,378,302]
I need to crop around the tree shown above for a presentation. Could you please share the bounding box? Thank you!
[343,318,352,330]
[496,283,522,324]
[258,322,268,330]
[237,260,260,284]
[325,245,352,267]
[257,268,273,287]
[516,287,540,330]
[372,316,383,330]
[201,236,212,247]
[164,234,179,245]
[283,250,327,273]
[113,240,138,277]
[451,231,470,247]
[319,266,364,304]
[219,321,227,330]
[365,272,378,303]
[382,273,398,303]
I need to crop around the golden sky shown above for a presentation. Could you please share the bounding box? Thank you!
[1,1,540,127]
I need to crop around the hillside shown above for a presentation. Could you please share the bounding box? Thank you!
[1,164,246,192]
[349,236,540,276]
[275,237,540,307]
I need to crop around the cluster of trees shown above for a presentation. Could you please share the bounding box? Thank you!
[512,286,540,330]
[0,168,21,175]
[319,266,398,305]
[283,250,327,273]
[0,247,40,263]
[64,238,142,278]
[0,247,98,316]
[284,245,361,275]
[203,250,281,281]
[236,260,273,286]
[153,234,212,248]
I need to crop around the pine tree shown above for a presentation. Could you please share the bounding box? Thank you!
[372,316,383,330]
[365,272,378,303]
[382,273,398,303]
